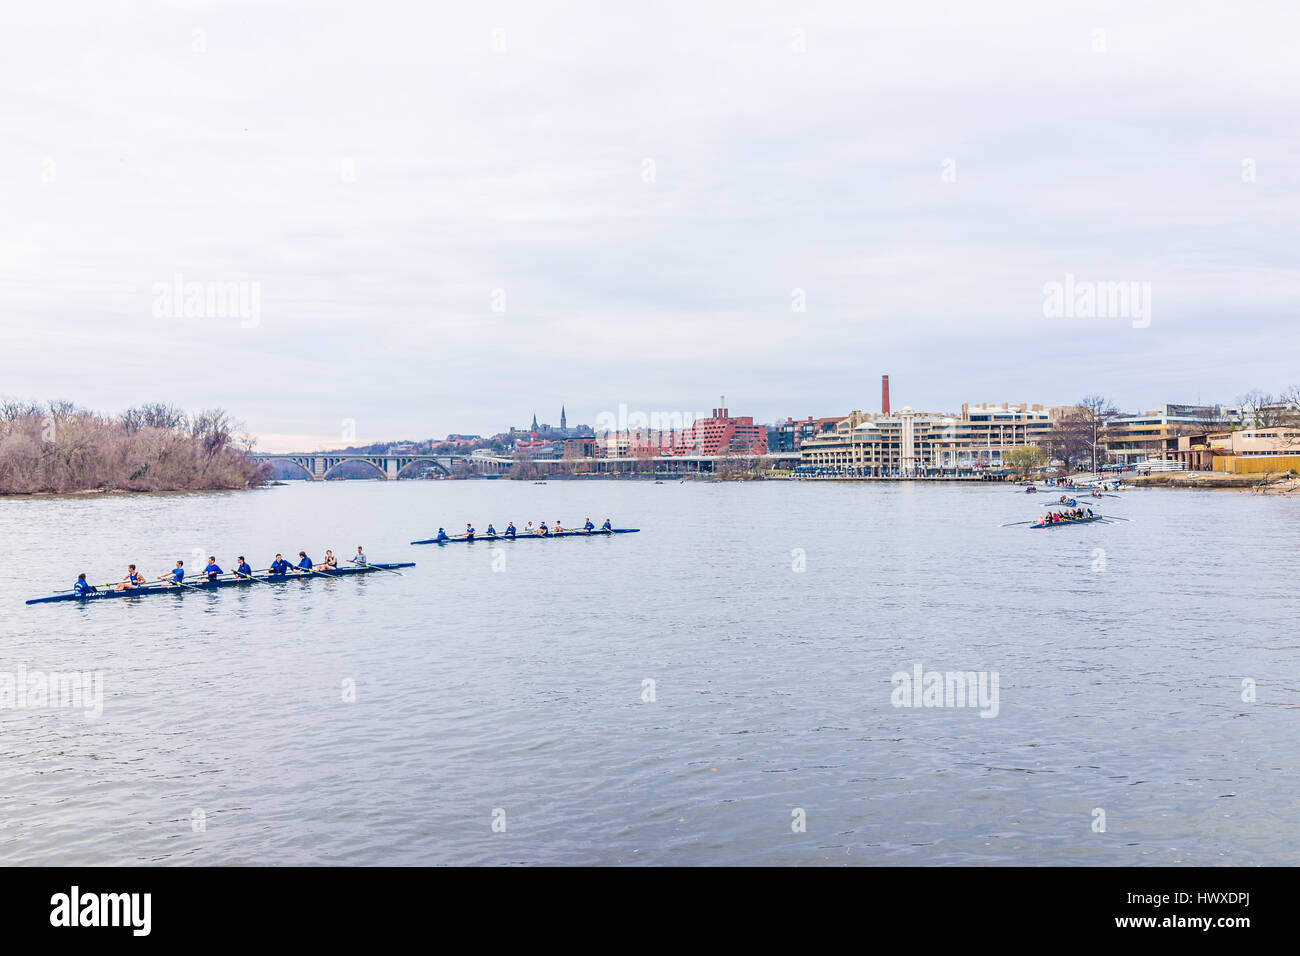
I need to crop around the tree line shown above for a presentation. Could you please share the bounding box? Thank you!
[0,400,271,494]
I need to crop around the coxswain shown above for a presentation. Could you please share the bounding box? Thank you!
[465,524,475,542]
[73,573,97,596]
[320,549,338,570]
[352,546,367,567]
[269,554,292,576]
[116,564,146,591]
[601,518,612,532]
[295,551,314,573]
[235,556,254,578]
[505,522,516,538]
[584,517,595,531]
[158,560,185,585]
[485,524,497,537]
[203,557,223,581]
[435,528,449,543]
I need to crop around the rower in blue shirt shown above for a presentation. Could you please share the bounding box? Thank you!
[203,557,223,582]
[485,523,497,537]
[465,524,475,542]
[269,554,292,576]
[505,522,516,538]
[158,560,185,585]
[234,556,254,578]
[295,551,313,573]
[584,517,595,531]
[116,564,146,591]
[73,573,97,596]
[538,521,549,536]
[435,528,449,543]
[601,518,612,532]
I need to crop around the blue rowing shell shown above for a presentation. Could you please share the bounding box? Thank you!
[26,563,415,605]
[411,528,640,545]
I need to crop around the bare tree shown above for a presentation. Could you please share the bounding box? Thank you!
[1076,395,1119,470]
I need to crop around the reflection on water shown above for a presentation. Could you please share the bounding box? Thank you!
[1,480,1297,865]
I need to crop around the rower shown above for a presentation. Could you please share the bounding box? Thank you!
[203,556,223,582]
[485,524,497,537]
[235,556,254,578]
[539,521,549,536]
[554,520,563,534]
[73,573,97,596]
[116,564,146,591]
[465,524,475,542]
[320,550,338,570]
[158,560,185,585]
[295,551,314,573]
[269,554,292,576]
[505,522,516,538]
[584,517,595,531]
[524,521,534,534]
[352,547,367,567]
[435,528,449,543]
[601,518,612,532]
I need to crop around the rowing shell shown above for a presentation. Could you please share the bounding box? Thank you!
[1030,515,1105,529]
[25,563,415,605]
[411,528,640,545]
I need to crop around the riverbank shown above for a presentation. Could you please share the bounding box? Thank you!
[1130,471,1300,492]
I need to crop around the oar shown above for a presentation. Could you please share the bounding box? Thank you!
[233,570,272,586]
[162,577,207,593]
[361,563,405,577]
[292,565,339,579]
[1000,520,1037,527]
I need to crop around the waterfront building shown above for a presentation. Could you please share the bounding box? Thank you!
[1103,404,1243,464]
[563,436,596,458]
[799,403,1073,476]
[770,416,845,452]
[671,400,768,456]
[1158,427,1300,472]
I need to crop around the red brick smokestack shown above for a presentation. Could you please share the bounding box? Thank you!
[882,375,891,416]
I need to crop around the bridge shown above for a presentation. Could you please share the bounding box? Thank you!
[252,450,801,480]
[251,451,511,480]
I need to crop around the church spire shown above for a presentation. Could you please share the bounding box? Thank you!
[560,406,567,429]
[531,413,539,431]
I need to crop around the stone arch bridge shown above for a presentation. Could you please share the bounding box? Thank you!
[251,451,511,480]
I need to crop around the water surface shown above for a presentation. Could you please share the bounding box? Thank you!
[1,480,1296,865]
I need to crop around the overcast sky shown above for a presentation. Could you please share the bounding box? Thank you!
[2,1,1297,450]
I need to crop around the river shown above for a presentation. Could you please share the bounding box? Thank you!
[1,479,1296,865]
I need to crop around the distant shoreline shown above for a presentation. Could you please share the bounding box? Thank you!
[0,485,261,500]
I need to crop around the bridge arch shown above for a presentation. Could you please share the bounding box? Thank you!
[319,458,388,480]
[258,456,316,480]
[394,457,451,478]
